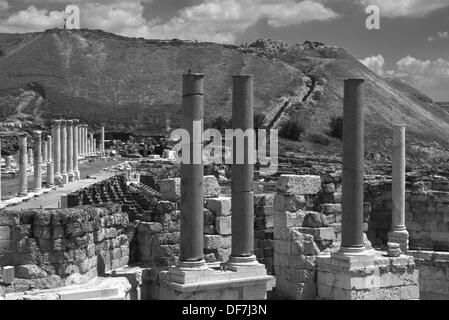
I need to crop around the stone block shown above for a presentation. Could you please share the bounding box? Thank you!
[273,240,291,255]
[274,194,306,212]
[254,194,274,207]
[215,216,232,235]
[276,175,321,195]
[291,230,319,256]
[274,210,306,228]
[323,204,342,215]
[15,264,48,279]
[296,227,336,241]
[203,176,220,198]
[2,266,14,284]
[430,232,449,243]
[0,226,10,240]
[303,212,328,228]
[203,235,231,250]
[160,178,180,202]
[216,248,231,262]
[206,197,231,216]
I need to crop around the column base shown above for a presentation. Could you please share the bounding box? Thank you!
[68,172,75,182]
[154,263,273,300]
[227,255,259,271]
[62,174,69,184]
[317,251,419,300]
[33,188,43,195]
[74,170,80,181]
[54,175,63,186]
[388,230,409,253]
[176,259,208,271]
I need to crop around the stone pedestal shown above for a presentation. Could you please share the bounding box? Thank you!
[317,252,419,300]
[155,264,273,300]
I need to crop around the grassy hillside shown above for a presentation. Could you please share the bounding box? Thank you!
[0,28,448,162]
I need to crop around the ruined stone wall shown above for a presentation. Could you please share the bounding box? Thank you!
[0,204,130,292]
[407,250,449,299]
[254,194,274,275]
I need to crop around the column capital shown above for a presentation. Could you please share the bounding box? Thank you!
[66,119,74,126]
[51,119,61,127]
[72,119,80,125]
[60,119,67,126]
[17,132,27,137]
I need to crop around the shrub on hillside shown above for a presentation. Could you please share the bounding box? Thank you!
[328,116,343,140]
[309,133,330,146]
[279,119,305,141]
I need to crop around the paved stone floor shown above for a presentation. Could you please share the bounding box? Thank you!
[3,158,125,210]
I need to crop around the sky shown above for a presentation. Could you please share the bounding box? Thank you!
[0,0,448,101]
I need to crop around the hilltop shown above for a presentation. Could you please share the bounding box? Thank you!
[0,28,449,163]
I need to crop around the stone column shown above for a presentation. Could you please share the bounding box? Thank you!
[388,124,409,252]
[78,125,82,157]
[52,120,62,185]
[84,126,88,156]
[340,79,366,254]
[178,73,206,269]
[0,140,2,203]
[46,135,54,187]
[229,74,257,266]
[27,148,33,165]
[73,120,80,180]
[5,156,12,169]
[60,120,68,184]
[18,133,28,196]
[42,140,48,164]
[100,123,105,157]
[93,138,97,155]
[33,131,42,192]
[66,120,74,182]
[88,133,93,155]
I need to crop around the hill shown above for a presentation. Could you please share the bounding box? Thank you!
[0,28,449,163]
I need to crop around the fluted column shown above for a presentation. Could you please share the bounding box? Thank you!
[42,140,48,164]
[46,135,54,187]
[84,125,88,156]
[73,120,80,180]
[60,120,68,184]
[33,131,42,192]
[52,120,62,185]
[18,133,28,196]
[67,120,74,182]
[100,123,105,157]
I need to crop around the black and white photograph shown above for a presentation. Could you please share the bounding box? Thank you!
[0,0,448,307]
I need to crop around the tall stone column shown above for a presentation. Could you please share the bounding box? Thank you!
[52,120,63,185]
[340,79,366,254]
[0,140,2,204]
[93,138,97,155]
[47,135,54,187]
[73,120,80,180]
[18,133,28,196]
[42,141,48,164]
[27,148,33,165]
[388,124,409,252]
[229,74,257,266]
[5,156,12,169]
[60,120,68,184]
[33,131,42,192]
[178,73,206,269]
[67,120,74,182]
[78,125,82,157]
[90,133,94,155]
[84,126,88,156]
[100,123,105,157]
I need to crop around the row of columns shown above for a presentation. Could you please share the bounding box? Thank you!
[11,121,106,197]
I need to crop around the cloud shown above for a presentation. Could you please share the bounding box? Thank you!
[357,0,449,18]
[428,30,448,42]
[0,0,339,43]
[360,54,385,76]
[0,0,9,11]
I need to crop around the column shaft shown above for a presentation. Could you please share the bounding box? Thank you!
[100,124,105,157]
[73,121,80,180]
[179,73,205,267]
[60,120,68,183]
[230,75,256,263]
[67,120,74,181]
[18,133,28,196]
[341,79,365,253]
[47,135,54,187]
[33,131,42,192]
[52,120,62,184]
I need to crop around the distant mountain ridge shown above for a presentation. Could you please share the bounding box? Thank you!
[0,28,448,158]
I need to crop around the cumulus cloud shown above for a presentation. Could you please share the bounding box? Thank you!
[0,0,340,43]
[357,0,449,18]
[360,54,385,76]
[428,31,448,42]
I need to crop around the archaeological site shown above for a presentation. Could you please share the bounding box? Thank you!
[0,1,449,306]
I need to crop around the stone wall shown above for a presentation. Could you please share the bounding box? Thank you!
[254,194,274,275]
[407,250,449,299]
[0,204,130,293]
